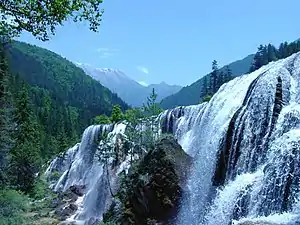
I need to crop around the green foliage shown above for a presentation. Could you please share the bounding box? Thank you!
[8,41,128,119]
[139,89,162,150]
[143,88,163,117]
[223,66,233,83]
[249,44,269,72]
[94,114,111,124]
[0,40,128,194]
[9,141,41,194]
[13,85,41,146]
[9,85,42,194]
[28,175,57,219]
[0,189,29,225]
[202,95,212,103]
[210,60,219,94]
[104,138,184,225]
[98,92,163,176]
[124,108,144,124]
[0,0,104,41]
[0,42,13,187]
[6,40,128,158]
[0,19,130,218]
[123,108,144,152]
[249,40,300,73]
[31,176,49,200]
[110,105,124,123]
[99,222,117,225]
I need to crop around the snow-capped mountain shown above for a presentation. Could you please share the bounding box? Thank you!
[77,63,182,107]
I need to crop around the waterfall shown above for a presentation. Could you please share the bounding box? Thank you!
[46,123,126,224]
[47,52,300,225]
[171,53,300,224]
[159,53,300,224]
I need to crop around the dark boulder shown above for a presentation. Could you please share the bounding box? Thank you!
[52,185,85,221]
[104,136,192,225]
[55,203,78,221]
[70,184,85,197]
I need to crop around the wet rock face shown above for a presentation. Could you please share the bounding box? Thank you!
[52,185,85,221]
[103,136,192,225]
[55,203,78,221]
[70,184,85,197]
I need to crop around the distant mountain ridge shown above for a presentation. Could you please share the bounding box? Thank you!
[78,63,182,107]
[161,54,254,108]
[8,41,128,130]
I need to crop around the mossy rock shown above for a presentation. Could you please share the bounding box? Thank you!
[104,136,192,225]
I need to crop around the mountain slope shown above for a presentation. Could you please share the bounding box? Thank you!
[161,54,254,108]
[8,41,128,114]
[148,82,182,102]
[79,64,182,107]
[6,41,128,156]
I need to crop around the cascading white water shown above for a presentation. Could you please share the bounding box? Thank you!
[159,63,274,224]
[159,53,300,225]
[47,52,300,225]
[46,123,127,224]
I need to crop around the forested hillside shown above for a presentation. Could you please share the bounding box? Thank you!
[3,40,128,161]
[0,1,123,223]
[162,39,300,109]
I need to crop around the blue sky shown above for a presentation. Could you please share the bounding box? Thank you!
[19,0,300,86]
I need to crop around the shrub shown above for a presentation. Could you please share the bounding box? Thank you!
[202,94,212,103]
[0,189,29,225]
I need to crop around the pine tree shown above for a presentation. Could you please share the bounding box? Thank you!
[110,105,124,123]
[250,45,268,72]
[200,76,208,100]
[250,40,300,73]
[224,66,233,83]
[278,42,289,59]
[142,88,163,147]
[9,85,41,193]
[218,70,225,88]
[267,44,278,62]
[296,41,300,52]
[210,60,219,93]
[0,41,13,187]
[143,88,163,116]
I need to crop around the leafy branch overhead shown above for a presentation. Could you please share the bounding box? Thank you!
[0,0,104,41]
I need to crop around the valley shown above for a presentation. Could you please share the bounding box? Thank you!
[1,1,300,225]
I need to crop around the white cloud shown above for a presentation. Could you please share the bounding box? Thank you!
[136,66,149,74]
[138,81,148,87]
[96,48,120,58]
[96,48,110,52]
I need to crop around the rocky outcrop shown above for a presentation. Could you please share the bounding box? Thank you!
[69,184,85,197]
[52,185,86,221]
[103,136,192,225]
